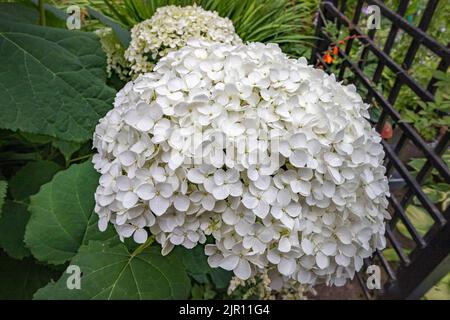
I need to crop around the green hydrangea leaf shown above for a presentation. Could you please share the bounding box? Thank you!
[25,161,118,265]
[34,241,191,300]
[9,160,61,201]
[0,21,116,142]
[0,201,31,260]
[0,3,39,24]
[0,253,60,299]
[52,139,81,162]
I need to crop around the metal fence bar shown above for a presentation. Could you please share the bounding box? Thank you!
[319,31,450,182]
[388,196,426,248]
[383,0,440,174]
[365,0,450,59]
[367,0,410,103]
[323,2,437,104]
[338,0,364,80]
[382,222,450,300]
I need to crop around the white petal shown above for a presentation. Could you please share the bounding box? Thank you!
[187,168,205,184]
[254,175,271,190]
[149,196,170,216]
[117,224,134,238]
[118,151,135,166]
[185,72,201,89]
[235,219,251,236]
[123,192,138,208]
[159,183,173,198]
[301,238,314,255]
[336,227,352,244]
[336,253,351,267]
[98,217,108,232]
[136,118,154,131]
[289,133,307,149]
[321,240,338,256]
[168,152,184,170]
[133,228,148,244]
[234,259,251,280]
[278,237,291,253]
[316,252,330,269]
[290,179,311,196]
[136,184,155,200]
[285,202,301,217]
[290,150,308,168]
[267,250,281,264]
[322,180,336,198]
[278,257,296,276]
[201,195,216,211]
[212,185,230,200]
[220,255,240,271]
[222,209,239,225]
[279,141,292,157]
[116,176,131,191]
[174,195,190,211]
[276,189,291,206]
[253,201,270,218]
[98,194,115,206]
[207,254,222,268]
[242,193,258,209]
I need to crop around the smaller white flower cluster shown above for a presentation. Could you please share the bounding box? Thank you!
[93,40,390,289]
[124,5,241,78]
[95,28,130,81]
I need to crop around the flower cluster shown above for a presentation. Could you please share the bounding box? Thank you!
[93,39,390,288]
[95,28,130,81]
[124,5,241,78]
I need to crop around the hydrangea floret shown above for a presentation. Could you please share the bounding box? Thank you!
[95,28,130,81]
[124,5,242,78]
[93,39,390,289]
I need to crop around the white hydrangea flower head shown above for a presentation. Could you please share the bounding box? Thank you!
[124,5,242,78]
[95,28,130,81]
[93,39,390,289]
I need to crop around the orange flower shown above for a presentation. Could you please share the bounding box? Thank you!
[323,52,334,64]
[332,46,339,56]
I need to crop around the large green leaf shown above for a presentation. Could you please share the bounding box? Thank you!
[0,201,31,260]
[25,161,118,265]
[34,241,191,299]
[397,205,434,240]
[52,139,81,162]
[0,252,60,300]
[0,3,39,24]
[9,160,61,201]
[0,21,116,142]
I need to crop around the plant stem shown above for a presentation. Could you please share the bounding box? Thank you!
[68,154,93,164]
[38,0,46,26]
[131,236,155,257]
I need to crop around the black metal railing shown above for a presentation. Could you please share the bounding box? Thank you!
[311,0,450,300]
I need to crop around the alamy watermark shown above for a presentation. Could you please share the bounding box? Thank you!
[366,264,381,290]
[364,5,381,30]
[66,265,81,290]
[66,5,81,30]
